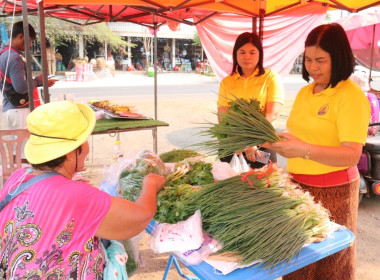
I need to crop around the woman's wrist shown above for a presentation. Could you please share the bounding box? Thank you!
[303,145,311,160]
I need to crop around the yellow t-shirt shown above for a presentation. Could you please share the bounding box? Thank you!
[287,78,371,175]
[217,69,285,111]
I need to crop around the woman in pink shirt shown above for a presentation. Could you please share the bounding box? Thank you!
[0,101,165,279]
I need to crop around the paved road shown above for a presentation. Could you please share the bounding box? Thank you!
[50,83,220,100]
[49,71,380,101]
[49,72,312,101]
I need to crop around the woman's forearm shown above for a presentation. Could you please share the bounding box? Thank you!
[303,143,362,167]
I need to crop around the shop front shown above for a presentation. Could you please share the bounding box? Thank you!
[110,22,205,72]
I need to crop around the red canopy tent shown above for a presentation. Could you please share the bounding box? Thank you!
[2,1,379,27]
[1,0,379,107]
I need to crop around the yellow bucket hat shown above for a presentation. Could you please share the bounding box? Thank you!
[25,100,96,164]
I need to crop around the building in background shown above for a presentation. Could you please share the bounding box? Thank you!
[108,22,204,71]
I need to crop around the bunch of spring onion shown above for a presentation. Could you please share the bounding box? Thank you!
[177,164,331,269]
[159,149,202,163]
[195,97,282,159]
[165,162,191,184]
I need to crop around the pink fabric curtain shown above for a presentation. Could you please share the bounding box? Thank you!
[194,2,328,81]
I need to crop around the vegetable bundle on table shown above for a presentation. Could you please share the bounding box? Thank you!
[118,150,214,221]
[159,149,202,163]
[195,97,282,159]
[156,164,331,270]
[155,160,214,223]
[118,150,167,201]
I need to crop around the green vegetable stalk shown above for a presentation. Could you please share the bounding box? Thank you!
[159,149,201,163]
[195,97,282,159]
[181,164,331,269]
[154,163,331,270]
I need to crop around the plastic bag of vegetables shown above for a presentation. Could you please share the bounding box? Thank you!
[118,149,168,201]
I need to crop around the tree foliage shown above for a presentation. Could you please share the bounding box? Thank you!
[192,31,201,46]
[0,16,133,50]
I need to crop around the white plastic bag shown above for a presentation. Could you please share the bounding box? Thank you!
[100,155,135,196]
[212,161,237,181]
[148,210,203,254]
[229,153,250,174]
[118,233,143,277]
[173,232,223,266]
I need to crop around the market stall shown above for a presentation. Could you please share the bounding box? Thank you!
[145,220,355,280]
[2,1,379,279]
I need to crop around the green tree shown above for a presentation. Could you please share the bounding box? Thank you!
[192,31,201,46]
[1,17,132,50]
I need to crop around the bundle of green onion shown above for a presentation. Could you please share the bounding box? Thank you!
[163,164,331,269]
[195,97,282,159]
[159,149,202,163]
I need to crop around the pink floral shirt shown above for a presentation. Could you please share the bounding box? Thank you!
[0,168,111,279]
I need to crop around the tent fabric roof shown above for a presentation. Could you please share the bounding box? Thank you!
[2,1,379,27]
[37,1,380,15]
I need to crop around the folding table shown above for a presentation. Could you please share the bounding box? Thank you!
[146,220,354,280]
[91,118,168,156]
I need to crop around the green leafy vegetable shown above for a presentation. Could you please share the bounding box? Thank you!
[195,97,282,159]
[159,149,201,163]
[154,184,200,223]
[168,161,214,187]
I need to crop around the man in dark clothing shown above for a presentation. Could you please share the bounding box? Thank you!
[0,21,55,129]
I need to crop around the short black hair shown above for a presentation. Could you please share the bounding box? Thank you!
[230,32,265,77]
[11,21,36,40]
[31,146,83,170]
[302,23,354,88]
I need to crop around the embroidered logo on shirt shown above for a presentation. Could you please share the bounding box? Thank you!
[318,104,329,115]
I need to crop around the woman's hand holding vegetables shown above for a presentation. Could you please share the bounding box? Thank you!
[143,173,166,193]
[268,133,309,159]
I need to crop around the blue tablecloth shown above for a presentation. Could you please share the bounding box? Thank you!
[146,220,354,280]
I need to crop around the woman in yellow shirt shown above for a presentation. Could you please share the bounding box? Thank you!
[218,32,284,168]
[269,23,370,280]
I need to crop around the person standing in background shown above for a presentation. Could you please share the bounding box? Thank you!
[0,21,55,130]
[218,32,285,168]
[269,23,371,280]
[46,39,56,76]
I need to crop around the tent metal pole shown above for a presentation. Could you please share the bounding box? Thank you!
[38,1,50,103]
[252,17,257,34]
[369,24,376,85]
[259,9,264,41]
[153,14,158,154]
[22,0,35,111]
